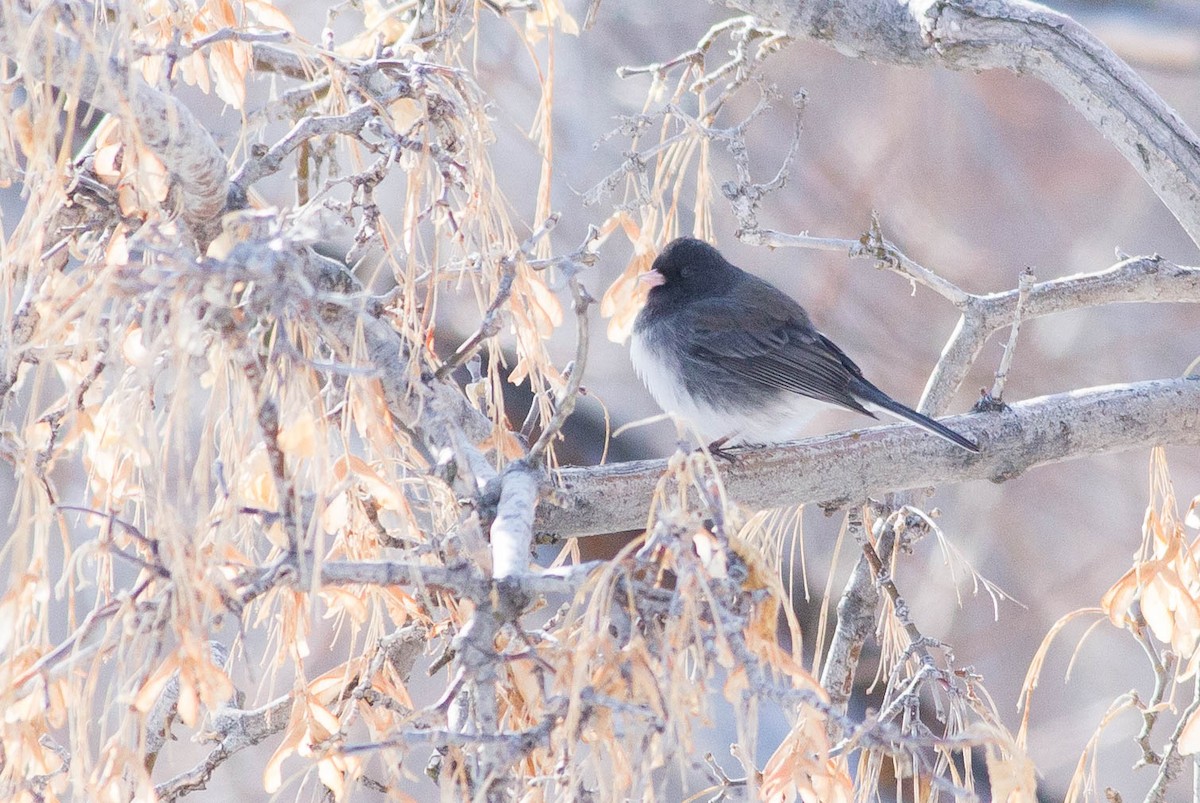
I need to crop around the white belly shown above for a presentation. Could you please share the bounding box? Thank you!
[629,331,827,445]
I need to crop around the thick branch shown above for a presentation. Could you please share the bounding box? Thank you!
[319,558,595,597]
[0,7,228,233]
[490,468,540,581]
[820,511,877,735]
[538,377,1200,538]
[728,0,1200,251]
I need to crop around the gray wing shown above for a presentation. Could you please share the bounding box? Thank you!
[683,292,874,416]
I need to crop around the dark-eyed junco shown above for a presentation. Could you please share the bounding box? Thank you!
[630,237,979,452]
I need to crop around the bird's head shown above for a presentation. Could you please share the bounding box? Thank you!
[639,237,738,301]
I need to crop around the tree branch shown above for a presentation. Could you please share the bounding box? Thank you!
[921,255,1200,415]
[819,509,877,736]
[319,558,597,597]
[0,6,228,234]
[154,696,293,801]
[527,275,594,463]
[539,377,1200,538]
[727,0,1200,251]
[489,468,541,582]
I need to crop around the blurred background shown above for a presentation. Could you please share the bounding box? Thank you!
[3,0,1199,799]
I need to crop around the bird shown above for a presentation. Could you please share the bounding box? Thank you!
[629,237,979,452]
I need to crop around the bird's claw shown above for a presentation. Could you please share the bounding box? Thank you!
[705,436,737,463]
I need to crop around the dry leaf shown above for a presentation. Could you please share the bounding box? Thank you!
[1100,566,1139,627]
[523,0,580,41]
[233,445,279,512]
[320,587,369,624]
[263,698,307,793]
[11,103,36,157]
[987,743,1039,802]
[278,410,319,457]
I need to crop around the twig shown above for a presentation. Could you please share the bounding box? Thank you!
[525,222,602,272]
[202,250,306,572]
[1144,679,1200,803]
[11,578,155,689]
[434,260,517,380]
[231,557,295,609]
[588,18,789,210]
[988,267,1036,403]
[256,398,302,568]
[722,91,806,235]
[866,663,938,735]
[155,697,293,801]
[229,94,409,206]
[341,714,558,755]
[251,42,317,80]
[738,217,972,307]
[435,215,567,381]
[858,533,935,672]
[1131,613,1175,767]
[852,213,973,307]
[57,505,156,553]
[145,26,293,79]
[615,16,773,80]
[526,277,595,463]
[736,228,859,254]
[921,255,1199,416]
[189,27,291,52]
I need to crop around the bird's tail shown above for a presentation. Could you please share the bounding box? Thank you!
[852,380,980,453]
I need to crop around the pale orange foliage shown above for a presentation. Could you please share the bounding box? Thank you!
[1101,448,1200,678]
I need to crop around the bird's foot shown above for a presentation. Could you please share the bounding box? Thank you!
[973,389,1009,414]
[705,436,738,463]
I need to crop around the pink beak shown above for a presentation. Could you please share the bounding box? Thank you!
[637,269,665,288]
